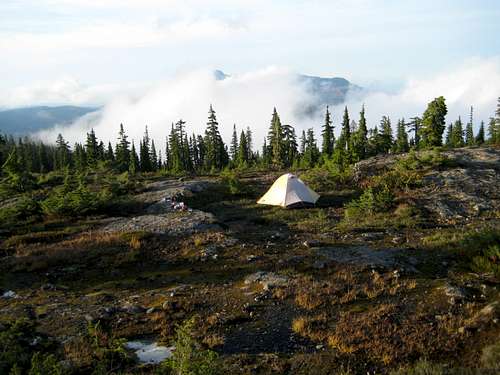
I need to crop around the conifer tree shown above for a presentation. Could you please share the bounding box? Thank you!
[267,108,285,168]
[85,128,98,168]
[55,133,71,170]
[245,127,253,162]
[302,128,319,167]
[451,117,464,147]
[106,142,115,162]
[352,105,368,161]
[140,126,153,172]
[379,116,393,153]
[445,123,454,147]
[237,130,249,167]
[129,141,140,174]
[394,118,409,153]
[407,116,422,148]
[115,124,130,172]
[299,130,306,155]
[476,121,485,145]
[420,96,447,148]
[283,124,298,167]
[204,105,227,170]
[150,139,158,171]
[321,106,334,157]
[230,124,239,162]
[465,106,475,146]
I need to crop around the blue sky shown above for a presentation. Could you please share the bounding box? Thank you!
[1,0,499,92]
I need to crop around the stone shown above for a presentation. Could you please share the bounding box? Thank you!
[122,303,146,314]
[244,272,289,290]
[302,239,321,248]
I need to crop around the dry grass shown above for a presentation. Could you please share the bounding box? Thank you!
[202,333,225,348]
[291,314,328,342]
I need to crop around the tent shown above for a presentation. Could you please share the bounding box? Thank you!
[257,173,320,208]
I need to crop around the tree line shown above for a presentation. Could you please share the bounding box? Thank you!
[1,97,500,178]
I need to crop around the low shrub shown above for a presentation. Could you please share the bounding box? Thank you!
[219,169,247,195]
[0,196,42,229]
[300,165,353,192]
[344,187,394,220]
[158,317,220,375]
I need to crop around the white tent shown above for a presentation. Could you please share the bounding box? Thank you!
[257,173,320,208]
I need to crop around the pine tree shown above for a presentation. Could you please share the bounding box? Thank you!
[302,128,319,167]
[204,105,227,171]
[420,96,447,148]
[445,123,454,147]
[283,124,298,167]
[245,127,253,162]
[106,142,115,162]
[451,117,464,147]
[476,121,485,145]
[85,128,98,168]
[237,131,249,167]
[230,124,239,162]
[465,106,475,146]
[267,108,285,168]
[150,139,158,171]
[115,124,130,172]
[129,141,140,174]
[379,116,393,153]
[394,118,409,153]
[140,126,152,172]
[352,105,368,161]
[407,116,422,148]
[321,106,334,157]
[55,134,71,170]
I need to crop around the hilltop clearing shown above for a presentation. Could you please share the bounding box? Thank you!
[0,147,499,374]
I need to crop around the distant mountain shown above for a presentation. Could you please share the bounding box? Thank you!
[0,72,361,136]
[0,106,97,136]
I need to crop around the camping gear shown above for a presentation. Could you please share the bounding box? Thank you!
[257,173,320,208]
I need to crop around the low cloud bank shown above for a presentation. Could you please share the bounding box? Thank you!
[34,57,500,151]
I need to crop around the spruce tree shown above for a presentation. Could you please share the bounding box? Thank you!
[352,105,368,161]
[267,108,285,168]
[245,127,253,162]
[394,118,409,153]
[150,139,158,171]
[475,121,485,145]
[321,106,334,157]
[283,124,298,167]
[451,117,464,147]
[140,126,152,172]
[204,105,227,171]
[115,124,130,172]
[129,141,140,174]
[407,116,422,148]
[55,134,71,170]
[106,142,115,162]
[237,130,249,167]
[230,124,239,162]
[85,128,98,168]
[445,123,454,147]
[420,96,447,148]
[465,106,475,146]
[379,116,393,153]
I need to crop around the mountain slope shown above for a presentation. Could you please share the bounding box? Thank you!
[0,106,97,135]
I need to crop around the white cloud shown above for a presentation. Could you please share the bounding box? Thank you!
[340,57,500,132]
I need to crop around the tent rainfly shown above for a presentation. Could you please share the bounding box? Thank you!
[257,173,320,208]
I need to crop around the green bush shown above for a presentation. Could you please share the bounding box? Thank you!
[219,169,246,195]
[471,244,500,277]
[158,317,219,375]
[344,187,394,220]
[28,353,63,375]
[0,196,42,229]
[300,165,353,192]
[390,359,446,375]
[0,319,57,375]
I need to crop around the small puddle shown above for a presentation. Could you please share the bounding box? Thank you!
[125,340,174,364]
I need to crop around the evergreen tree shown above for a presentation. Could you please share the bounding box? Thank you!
[129,141,140,174]
[321,106,334,157]
[379,116,393,153]
[106,142,115,162]
[140,126,152,172]
[352,105,368,161]
[245,127,253,162]
[420,96,447,148]
[302,128,319,167]
[237,130,249,167]
[451,117,464,147]
[488,117,499,145]
[115,124,130,172]
[299,130,306,155]
[150,139,158,171]
[445,123,454,147]
[85,128,98,168]
[476,121,485,145]
[55,133,71,170]
[394,118,409,153]
[465,106,475,146]
[283,124,298,167]
[230,124,239,162]
[267,108,285,168]
[204,105,227,170]
[407,116,422,148]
